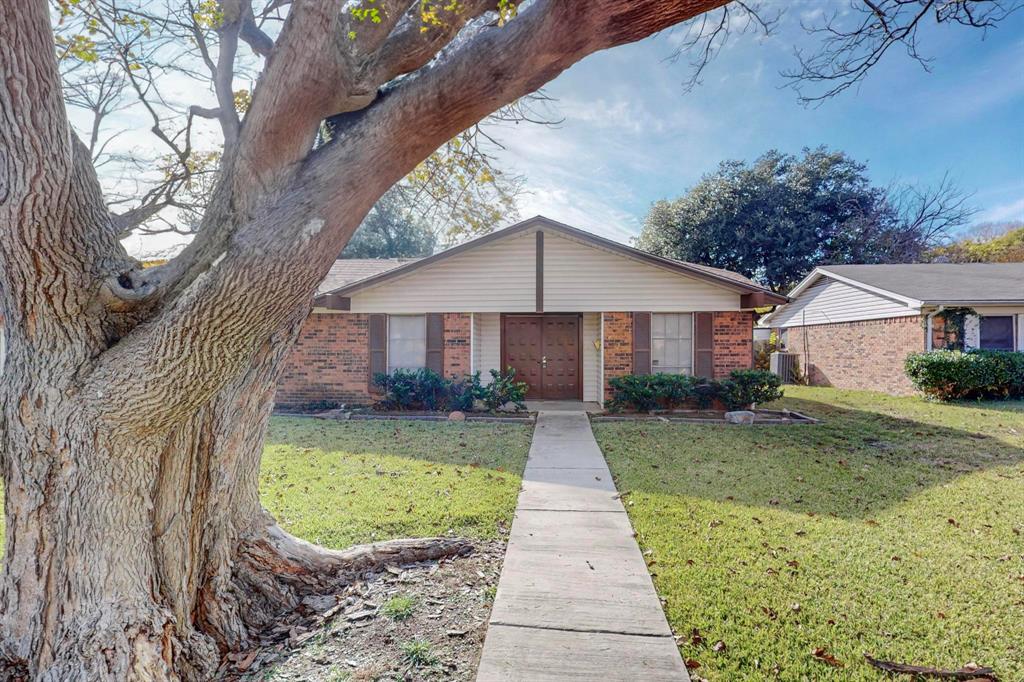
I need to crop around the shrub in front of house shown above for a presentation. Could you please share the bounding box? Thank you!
[904,350,1024,401]
[372,367,527,412]
[608,370,782,412]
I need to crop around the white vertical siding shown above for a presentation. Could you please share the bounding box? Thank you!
[350,230,536,312]
[472,313,502,384]
[582,313,600,402]
[543,233,740,312]
[771,277,915,327]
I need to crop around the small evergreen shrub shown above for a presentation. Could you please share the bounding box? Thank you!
[608,370,782,412]
[721,369,784,408]
[905,350,1024,401]
[481,368,528,411]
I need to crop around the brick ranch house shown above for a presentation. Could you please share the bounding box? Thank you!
[276,216,787,408]
[760,263,1024,395]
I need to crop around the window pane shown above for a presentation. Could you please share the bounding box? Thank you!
[651,314,694,375]
[388,315,426,371]
[980,316,1014,350]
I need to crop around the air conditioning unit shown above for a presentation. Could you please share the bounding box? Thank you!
[770,352,799,384]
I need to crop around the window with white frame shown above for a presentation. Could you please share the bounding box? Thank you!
[387,315,426,372]
[651,313,693,375]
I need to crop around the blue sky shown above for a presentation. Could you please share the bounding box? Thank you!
[489,4,1024,244]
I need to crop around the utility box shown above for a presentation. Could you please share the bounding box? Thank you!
[770,352,799,384]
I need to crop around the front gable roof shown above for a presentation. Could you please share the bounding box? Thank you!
[318,216,786,304]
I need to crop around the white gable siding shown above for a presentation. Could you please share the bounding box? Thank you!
[582,312,600,402]
[472,313,502,384]
[542,233,739,312]
[771,277,916,328]
[349,231,536,312]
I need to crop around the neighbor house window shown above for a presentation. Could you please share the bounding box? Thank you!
[979,316,1015,351]
[387,315,426,371]
[651,313,693,375]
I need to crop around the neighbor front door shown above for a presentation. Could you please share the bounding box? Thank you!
[502,315,580,400]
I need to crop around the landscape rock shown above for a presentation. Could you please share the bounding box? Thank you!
[725,410,756,425]
[448,410,466,422]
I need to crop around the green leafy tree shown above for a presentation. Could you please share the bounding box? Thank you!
[636,148,973,292]
[341,189,437,258]
[927,223,1024,263]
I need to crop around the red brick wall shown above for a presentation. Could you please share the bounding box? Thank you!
[276,312,476,408]
[602,312,633,401]
[712,311,754,378]
[783,315,925,395]
[443,313,472,377]
[276,312,371,407]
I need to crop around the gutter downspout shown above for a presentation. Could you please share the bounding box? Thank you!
[925,305,945,351]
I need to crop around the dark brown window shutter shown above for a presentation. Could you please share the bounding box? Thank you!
[694,312,714,379]
[632,312,652,375]
[425,313,444,374]
[368,314,387,390]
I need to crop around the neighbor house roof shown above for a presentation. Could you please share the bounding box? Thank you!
[815,263,1024,305]
[317,215,785,303]
[759,262,1024,326]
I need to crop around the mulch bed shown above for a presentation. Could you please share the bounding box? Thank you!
[235,540,506,681]
[276,408,535,424]
[590,408,818,425]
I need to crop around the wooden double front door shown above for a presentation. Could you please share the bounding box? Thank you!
[501,315,581,400]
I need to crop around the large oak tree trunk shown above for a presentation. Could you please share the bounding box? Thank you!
[0,315,471,680]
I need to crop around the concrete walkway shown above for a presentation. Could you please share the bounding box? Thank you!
[477,408,689,681]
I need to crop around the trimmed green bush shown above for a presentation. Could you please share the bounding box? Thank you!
[904,350,1024,401]
[372,367,527,412]
[608,370,782,412]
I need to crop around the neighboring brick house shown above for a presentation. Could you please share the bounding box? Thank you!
[760,263,1024,396]
[276,216,784,408]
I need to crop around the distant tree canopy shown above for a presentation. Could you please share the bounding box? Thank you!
[341,190,437,259]
[926,223,1024,263]
[635,147,973,292]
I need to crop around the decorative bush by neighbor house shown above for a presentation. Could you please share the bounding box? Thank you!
[608,369,782,412]
[760,263,1024,396]
[275,216,786,410]
[904,350,1024,401]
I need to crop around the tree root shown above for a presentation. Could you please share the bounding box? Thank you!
[207,521,474,676]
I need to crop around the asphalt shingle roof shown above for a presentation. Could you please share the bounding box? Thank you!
[820,263,1024,304]
[317,258,420,295]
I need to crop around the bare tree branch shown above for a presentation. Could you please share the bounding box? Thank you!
[785,0,1023,103]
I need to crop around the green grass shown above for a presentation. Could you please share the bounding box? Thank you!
[0,418,530,560]
[382,594,417,621]
[261,417,531,547]
[399,639,438,667]
[593,386,1024,681]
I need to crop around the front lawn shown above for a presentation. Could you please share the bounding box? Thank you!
[262,417,531,547]
[593,386,1024,681]
[0,418,530,560]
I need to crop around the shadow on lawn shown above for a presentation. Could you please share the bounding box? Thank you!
[597,394,1024,520]
[263,416,533,474]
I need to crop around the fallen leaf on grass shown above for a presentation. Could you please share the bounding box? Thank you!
[811,647,844,668]
[712,640,726,653]
[684,658,701,670]
[690,628,704,646]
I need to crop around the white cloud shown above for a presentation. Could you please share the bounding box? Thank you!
[978,196,1024,223]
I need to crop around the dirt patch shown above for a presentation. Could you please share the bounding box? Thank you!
[237,541,505,682]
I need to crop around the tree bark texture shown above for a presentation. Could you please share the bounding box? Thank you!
[0,0,725,679]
